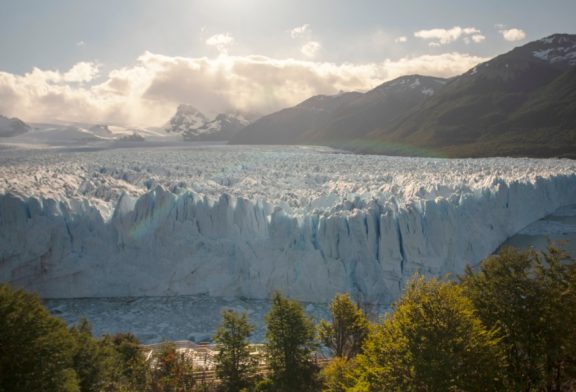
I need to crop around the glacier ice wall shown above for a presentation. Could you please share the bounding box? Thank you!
[1,146,576,303]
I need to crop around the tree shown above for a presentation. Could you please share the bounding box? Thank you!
[149,342,195,392]
[69,319,150,392]
[213,310,257,392]
[461,246,576,391]
[318,357,355,392]
[264,292,319,392]
[70,318,109,392]
[0,284,80,392]
[350,276,507,392]
[109,332,149,391]
[318,294,369,360]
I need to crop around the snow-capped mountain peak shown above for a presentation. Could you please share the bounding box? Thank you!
[165,105,250,141]
[166,104,208,133]
[182,112,249,141]
[89,124,113,136]
[203,113,249,132]
[532,34,576,66]
[368,75,447,98]
[459,34,576,82]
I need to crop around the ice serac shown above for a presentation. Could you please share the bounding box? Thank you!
[1,147,576,304]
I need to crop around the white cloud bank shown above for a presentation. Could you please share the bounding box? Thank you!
[500,28,526,42]
[414,26,485,46]
[0,52,489,127]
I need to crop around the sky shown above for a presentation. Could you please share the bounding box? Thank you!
[0,0,575,127]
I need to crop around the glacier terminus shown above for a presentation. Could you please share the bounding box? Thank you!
[1,144,576,304]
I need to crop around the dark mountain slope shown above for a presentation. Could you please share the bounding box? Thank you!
[389,34,576,150]
[233,34,576,158]
[323,75,447,142]
[231,76,446,145]
[230,92,363,145]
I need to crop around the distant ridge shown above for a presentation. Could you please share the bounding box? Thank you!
[230,76,445,146]
[0,115,30,137]
[232,34,576,158]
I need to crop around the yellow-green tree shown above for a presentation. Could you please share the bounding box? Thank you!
[318,294,369,361]
[213,310,257,392]
[318,356,355,392]
[349,276,507,392]
[264,292,319,392]
[461,246,576,391]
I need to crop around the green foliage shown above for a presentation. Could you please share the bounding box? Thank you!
[350,276,507,392]
[318,294,369,360]
[318,357,355,392]
[253,378,274,392]
[70,318,107,392]
[461,246,576,391]
[264,291,319,392]
[96,335,131,391]
[149,342,195,392]
[4,245,576,391]
[0,284,80,392]
[110,332,149,391]
[69,319,148,392]
[213,310,257,392]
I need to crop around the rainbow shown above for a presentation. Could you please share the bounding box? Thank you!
[127,189,177,241]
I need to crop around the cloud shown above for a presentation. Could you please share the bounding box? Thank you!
[500,28,526,42]
[19,62,100,85]
[462,28,480,35]
[395,36,408,43]
[0,51,489,127]
[290,25,320,58]
[63,62,100,82]
[290,24,310,39]
[382,52,488,80]
[301,41,321,58]
[205,33,235,53]
[471,34,486,43]
[464,34,486,44]
[206,33,234,47]
[414,26,484,46]
[76,41,86,47]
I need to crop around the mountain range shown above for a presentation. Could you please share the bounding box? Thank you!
[165,104,250,141]
[232,34,576,158]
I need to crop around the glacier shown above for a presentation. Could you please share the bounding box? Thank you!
[1,144,576,304]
